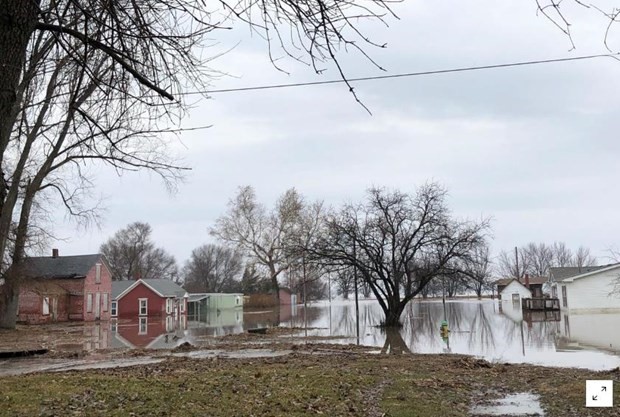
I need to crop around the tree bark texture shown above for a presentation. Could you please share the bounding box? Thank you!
[0,0,40,329]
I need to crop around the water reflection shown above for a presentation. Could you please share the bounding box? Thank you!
[34,299,620,370]
[278,299,620,370]
[111,316,187,349]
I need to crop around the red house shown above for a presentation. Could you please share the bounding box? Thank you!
[111,279,188,319]
[17,249,112,324]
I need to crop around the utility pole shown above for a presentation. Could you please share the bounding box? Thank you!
[353,240,360,344]
[515,246,520,281]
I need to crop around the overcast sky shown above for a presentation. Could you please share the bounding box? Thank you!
[53,0,620,269]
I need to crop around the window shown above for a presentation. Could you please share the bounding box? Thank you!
[139,298,148,316]
[561,286,568,308]
[139,317,148,334]
[86,293,93,313]
[111,301,117,317]
[166,298,172,315]
[95,263,101,284]
[110,320,118,333]
[236,296,240,306]
[180,299,185,313]
[42,297,50,315]
[102,293,109,312]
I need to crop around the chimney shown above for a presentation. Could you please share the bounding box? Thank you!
[52,248,59,258]
[525,273,530,289]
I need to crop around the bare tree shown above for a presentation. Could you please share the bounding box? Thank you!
[574,246,597,269]
[313,184,489,327]
[497,242,597,279]
[100,222,178,281]
[182,244,243,293]
[0,0,399,328]
[535,0,620,52]
[524,242,555,277]
[460,243,494,298]
[287,200,329,302]
[239,262,272,295]
[210,186,303,299]
[334,266,356,299]
[552,242,573,267]
[496,248,531,280]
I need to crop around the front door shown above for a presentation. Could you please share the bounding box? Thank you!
[95,292,101,320]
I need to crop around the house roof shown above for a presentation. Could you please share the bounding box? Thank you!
[550,263,620,283]
[111,280,135,298]
[112,279,187,300]
[23,254,103,279]
[499,279,530,291]
[549,265,610,282]
[188,294,210,303]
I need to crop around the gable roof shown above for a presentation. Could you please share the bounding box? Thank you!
[111,280,135,298]
[113,279,187,300]
[551,263,620,283]
[23,254,104,279]
[549,265,612,282]
[499,279,532,294]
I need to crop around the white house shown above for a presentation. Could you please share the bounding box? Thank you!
[499,279,532,304]
[549,263,620,313]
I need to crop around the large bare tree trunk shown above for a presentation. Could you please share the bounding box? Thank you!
[269,264,280,301]
[0,0,40,329]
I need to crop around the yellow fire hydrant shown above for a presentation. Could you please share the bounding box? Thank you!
[440,320,450,342]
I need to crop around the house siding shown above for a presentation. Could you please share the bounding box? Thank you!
[499,280,532,302]
[17,276,102,324]
[17,285,70,324]
[17,254,113,324]
[117,283,167,318]
[82,262,112,321]
[557,269,620,312]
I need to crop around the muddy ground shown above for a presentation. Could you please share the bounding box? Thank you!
[0,325,619,416]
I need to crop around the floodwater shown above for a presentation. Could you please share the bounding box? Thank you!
[105,299,620,369]
[470,392,544,416]
[2,299,620,371]
[282,299,620,370]
[0,356,164,377]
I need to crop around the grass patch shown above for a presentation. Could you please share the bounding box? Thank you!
[0,353,618,417]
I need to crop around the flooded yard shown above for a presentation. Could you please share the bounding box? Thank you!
[1,299,619,371]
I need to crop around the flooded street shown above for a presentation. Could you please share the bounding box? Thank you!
[283,299,620,370]
[1,299,619,372]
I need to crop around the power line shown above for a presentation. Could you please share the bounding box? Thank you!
[188,52,619,96]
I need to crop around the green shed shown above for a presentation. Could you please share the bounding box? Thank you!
[187,293,243,318]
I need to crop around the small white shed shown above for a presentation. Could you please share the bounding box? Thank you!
[500,279,532,304]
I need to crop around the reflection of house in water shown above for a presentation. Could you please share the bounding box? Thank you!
[500,300,560,326]
[110,316,187,349]
[500,300,524,323]
[555,312,620,353]
[187,307,244,337]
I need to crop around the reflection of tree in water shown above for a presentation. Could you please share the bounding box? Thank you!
[380,328,411,354]
[467,303,496,353]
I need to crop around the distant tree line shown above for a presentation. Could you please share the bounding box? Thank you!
[99,188,605,328]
